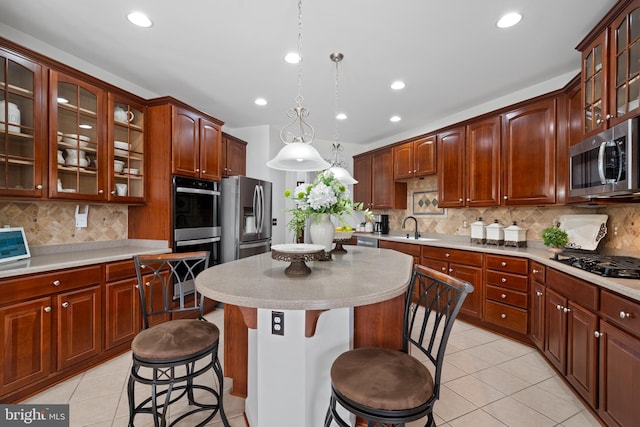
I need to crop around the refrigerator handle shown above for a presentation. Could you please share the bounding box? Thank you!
[257,185,264,232]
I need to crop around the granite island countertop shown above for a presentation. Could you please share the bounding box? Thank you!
[355,232,640,302]
[0,239,170,279]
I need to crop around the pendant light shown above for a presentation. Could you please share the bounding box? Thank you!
[327,53,357,184]
[266,0,330,172]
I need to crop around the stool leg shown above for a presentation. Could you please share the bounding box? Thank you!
[127,366,137,427]
[213,356,230,426]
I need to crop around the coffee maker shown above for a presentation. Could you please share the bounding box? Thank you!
[374,214,389,234]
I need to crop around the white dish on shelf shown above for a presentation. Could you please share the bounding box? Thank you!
[114,148,129,156]
[60,188,77,193]
[114,160,125,172]
[123,168,139,175]
[114,141,130,150]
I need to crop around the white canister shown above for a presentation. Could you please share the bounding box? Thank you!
[504,222,527,247]
[470,217,487,244]
[485,219,505,246]
[0,101,21,132]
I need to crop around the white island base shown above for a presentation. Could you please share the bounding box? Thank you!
[245,307,353,427]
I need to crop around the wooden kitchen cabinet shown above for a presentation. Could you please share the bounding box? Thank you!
[221,132,247,177]
[581,31,608,136]
[484,255,528,335]
[529,262,546,351]
[171,104,222,181]
[437,126,466,208]
[393,135,436,180]
[353,153,372,209]
[104,260,140,350]
[354,148,406,209]
[502,98,557,205]
[0,46,47,197]
[421,246,483,319]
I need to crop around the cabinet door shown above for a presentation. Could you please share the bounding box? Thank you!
[393,141,414,179]
[414,136,436,176]
[609,3,640,126]
[225,135,246,177]
[199,117,222,181]
[437,127,465,208]
[566,301,598,408]
[172,106,199,178]
[50,71,107,199]
[0,297,51,395]
[502,98,556,205]
[449,262,483,320]
[582,32,608,136]
[530,281,545,351]
[104,277,140,350]
[544,287,567,374]
[108,93,145,201]
[598,320,640,427]
[372,148,394,208]
[0,48,46,197]
[466,117,501,206]
[353,154,372,209]
[55,285,102,370]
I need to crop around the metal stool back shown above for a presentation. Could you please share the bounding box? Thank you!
[127,251,229,427]
[325,264,474,426]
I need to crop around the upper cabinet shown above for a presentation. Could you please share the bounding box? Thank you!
[222,132,247,177]
[0,47,46,197]
[49,70,107,200]
[353,153,372,209]
[582,32,608,136]
[393,135,436,180]
[437,126,466,208]
[172,104,222,181]
[353,149,406,210]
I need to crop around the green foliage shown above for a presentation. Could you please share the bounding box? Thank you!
[541,226,569,248]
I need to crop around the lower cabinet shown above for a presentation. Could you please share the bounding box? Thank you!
[484,255,528,334]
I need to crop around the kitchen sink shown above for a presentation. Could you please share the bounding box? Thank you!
[393,236,439,242]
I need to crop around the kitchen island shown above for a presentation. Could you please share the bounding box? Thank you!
[195,246,413,427]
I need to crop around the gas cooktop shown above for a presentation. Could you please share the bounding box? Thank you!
[555,253,640,279]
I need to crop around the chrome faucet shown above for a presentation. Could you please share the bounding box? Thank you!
[402,216,420,239]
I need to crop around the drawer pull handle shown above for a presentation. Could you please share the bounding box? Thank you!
[501,314,507,319]
[449,268,454,273]
[620,311,631,319]
[61,302,69,308]
[532,269,540,274]
[563,307,571,313]
[557,304,563,311]
[536,291,543,297]
[145,281,151,287]
[445,253,450,257]
[501,278,507,283]
[44,306,52,313]
[501,262,507,267]
[52,280,61,287]
[441,267,447,272]
[501,293,507,299]
[594,331,603,338]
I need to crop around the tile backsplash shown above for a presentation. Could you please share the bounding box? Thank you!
[375,177,640,253]
[0,202,127,246]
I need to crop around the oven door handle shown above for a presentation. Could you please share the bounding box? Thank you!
[175,237,221,247]
[176,186,220,196]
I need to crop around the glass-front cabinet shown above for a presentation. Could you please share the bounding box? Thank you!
[610,4,640,125]
[0,48,46,196]
[108,93,145,201]
[49,71,106,199]
[582,32,607,136]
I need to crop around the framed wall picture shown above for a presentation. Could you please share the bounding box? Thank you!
[412,190,445,216]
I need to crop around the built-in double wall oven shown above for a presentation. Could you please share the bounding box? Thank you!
[172,176,221,298]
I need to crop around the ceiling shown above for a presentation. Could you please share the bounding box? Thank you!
[0,0,618,145]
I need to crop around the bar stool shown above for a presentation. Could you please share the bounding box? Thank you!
[127,251,229,427]
[325,264,473,426]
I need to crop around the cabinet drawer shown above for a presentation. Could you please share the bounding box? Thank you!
[486,270,527,291]
[485,300,527,334]
[530,262,546,283]
[546,268,599,311]
[379,240,421,257]
[485,255,528,274]
[105,259,136,282]
[601,290,640,338]
[486,285,528,309]
[0,265,102,305]
[421,246,483,266]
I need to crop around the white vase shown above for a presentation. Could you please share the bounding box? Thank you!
[309,214,335,253]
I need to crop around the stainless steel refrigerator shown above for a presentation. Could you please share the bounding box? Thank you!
[221,176,272,262]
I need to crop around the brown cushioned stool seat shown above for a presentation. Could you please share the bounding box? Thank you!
[132,319,220,361]
[331,347,434,411]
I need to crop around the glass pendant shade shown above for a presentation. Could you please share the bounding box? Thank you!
[328,165,358,184]
[266,142,330,172]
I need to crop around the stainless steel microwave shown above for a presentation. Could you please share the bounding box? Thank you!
[569,118,640,198]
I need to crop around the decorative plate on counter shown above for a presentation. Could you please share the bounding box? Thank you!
[557,214,608,251]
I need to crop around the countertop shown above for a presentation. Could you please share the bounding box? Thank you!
[0,239,170,279]
[195,247,413,310]
[356,232,640,302]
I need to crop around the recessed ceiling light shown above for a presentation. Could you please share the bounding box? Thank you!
[127,11,153,28]
[497,12,522,28]
[390,115,401,123]
[336,112,347,120]
[284,52,301,64]
[57,97,68,104]
[391,81,406,90]
[255,98,267,106]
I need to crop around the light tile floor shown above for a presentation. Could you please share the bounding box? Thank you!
[23,308,603,427]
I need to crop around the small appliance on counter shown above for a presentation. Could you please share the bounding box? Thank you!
[373,214,389,234]
[470,217,487,244]
[485,220,504,246]
[504,222,527,247]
